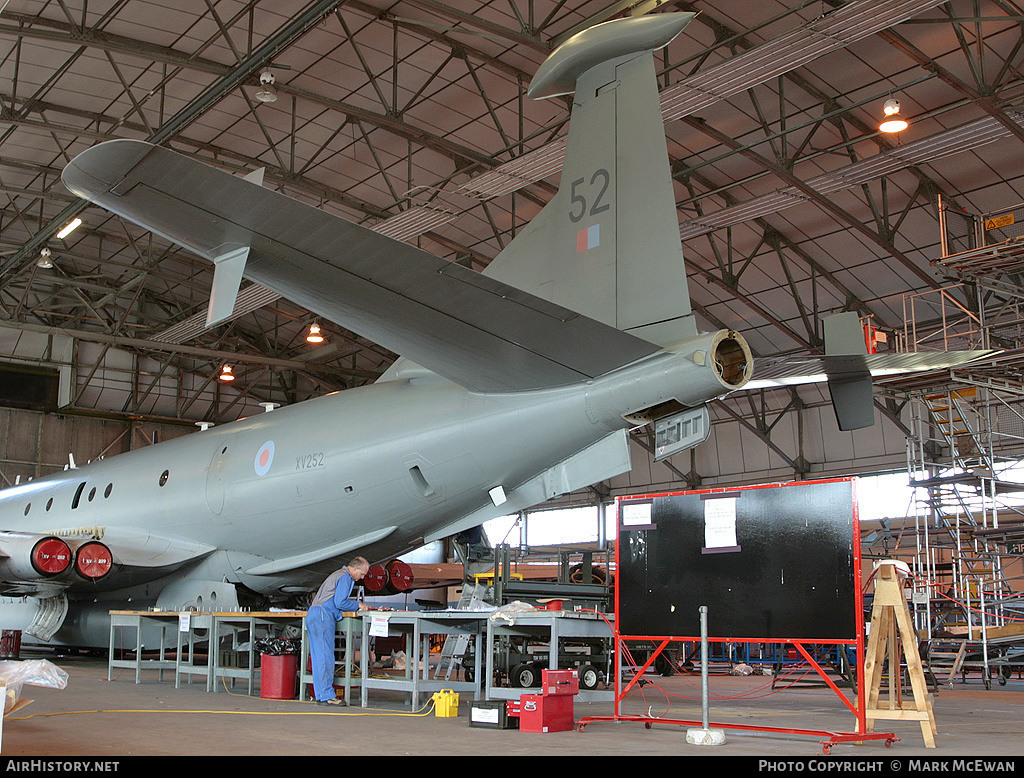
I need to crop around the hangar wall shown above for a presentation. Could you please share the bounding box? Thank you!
[0,406,192,489]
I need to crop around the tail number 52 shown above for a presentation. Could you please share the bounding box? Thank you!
[569,169,611,223]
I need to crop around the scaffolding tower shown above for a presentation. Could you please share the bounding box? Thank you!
[881,198,1024,687]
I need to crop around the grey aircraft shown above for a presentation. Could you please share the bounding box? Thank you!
[0,13,991,647]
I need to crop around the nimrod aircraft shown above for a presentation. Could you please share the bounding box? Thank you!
[0,13,990,647]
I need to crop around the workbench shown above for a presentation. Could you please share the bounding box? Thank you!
[484,609,615,702]
[297,614,362,702]
[358,610,486,709]
[208,611,305,695]
[107,610,305,693]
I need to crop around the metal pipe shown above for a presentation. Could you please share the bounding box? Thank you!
[700,605,710,730]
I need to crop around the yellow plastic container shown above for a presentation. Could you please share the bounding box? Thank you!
[432,689,459,717]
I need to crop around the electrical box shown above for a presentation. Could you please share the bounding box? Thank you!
[468,699,518,729]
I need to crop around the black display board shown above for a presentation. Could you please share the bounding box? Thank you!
[617,479,857,641]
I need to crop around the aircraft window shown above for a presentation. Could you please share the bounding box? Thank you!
[159,470,169,486]
[46,498,53,511]
[88,487,96,502]
[105,484,112,498]
[71,482,86,509]
[23,504,30,516]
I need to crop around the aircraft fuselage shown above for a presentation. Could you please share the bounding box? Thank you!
[0,329,742,604]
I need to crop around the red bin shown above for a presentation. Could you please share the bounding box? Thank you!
[260,653,298,700]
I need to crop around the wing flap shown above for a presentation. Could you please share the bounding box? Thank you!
[63,140,662,392]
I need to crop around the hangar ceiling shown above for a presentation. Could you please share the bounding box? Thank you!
[0,0,1022,468]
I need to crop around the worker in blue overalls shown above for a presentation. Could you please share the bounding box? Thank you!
[306,556,370,705]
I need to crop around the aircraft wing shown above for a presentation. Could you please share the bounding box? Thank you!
[62,140,663,393]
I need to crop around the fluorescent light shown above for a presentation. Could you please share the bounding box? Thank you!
[56,217,82,239]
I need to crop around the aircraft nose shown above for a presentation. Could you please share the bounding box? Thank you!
[62,139,156,200]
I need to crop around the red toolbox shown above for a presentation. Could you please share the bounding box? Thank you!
[541,668,579,696]
[505,668,580,733]
[507,694,575,733]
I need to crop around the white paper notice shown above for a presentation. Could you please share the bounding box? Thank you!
[621,501,653,527]
[704,497,738,549]
[178,613,191,633]
[369,615,390,637]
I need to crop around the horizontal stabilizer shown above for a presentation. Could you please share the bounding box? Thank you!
[748,350,997,390]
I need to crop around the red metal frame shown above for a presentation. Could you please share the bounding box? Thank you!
[576,478,897,753]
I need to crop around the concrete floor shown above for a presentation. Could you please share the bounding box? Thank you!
[2,652,1023,760]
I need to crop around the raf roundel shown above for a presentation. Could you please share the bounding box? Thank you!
[254,441,275,476]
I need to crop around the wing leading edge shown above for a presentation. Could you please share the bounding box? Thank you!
[62,140,662,393]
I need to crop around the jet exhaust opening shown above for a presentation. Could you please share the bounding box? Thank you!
[31,537,73,576]
[74,541,113,580]
[714,334,751,388]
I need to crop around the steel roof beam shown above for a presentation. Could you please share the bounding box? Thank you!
[0,0,348,283]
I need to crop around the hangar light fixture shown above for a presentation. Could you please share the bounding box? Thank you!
[56,217,82,239]
[255,70,278,103]
[879,98,908,133]
[218,364,235,382]
[306,322,325,344]
[37,247,53,269]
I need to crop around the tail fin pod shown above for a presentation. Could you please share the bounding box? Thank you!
[823,312,876,431]
[482,13,698,347]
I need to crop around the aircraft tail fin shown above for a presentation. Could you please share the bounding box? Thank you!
[483,13,698,348]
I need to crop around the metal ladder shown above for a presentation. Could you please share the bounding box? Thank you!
[432,582,491,681]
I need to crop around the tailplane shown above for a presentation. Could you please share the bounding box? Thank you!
[483,13,698,348]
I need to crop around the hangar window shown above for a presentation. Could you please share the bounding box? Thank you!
[0,362,60,411]
[159,470,169,487]
[71,482,86,509]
